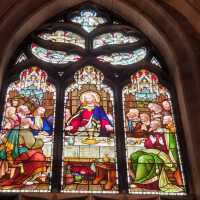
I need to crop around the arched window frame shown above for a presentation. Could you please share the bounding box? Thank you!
[0,2,188,195]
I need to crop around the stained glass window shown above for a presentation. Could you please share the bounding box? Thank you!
[0,67,56,191]
[97,48,146,65]
[71,10,107,33]
[122,69,186,195]
[93,32,139,49]
[3,2,187,196]
[38,31,85,48]
[62,66,118,193]
[31,43,81,64]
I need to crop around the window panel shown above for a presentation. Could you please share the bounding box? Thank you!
[38,31,85,48]
[62,66,118,193]
[31,43,81,64]
[0,67,56,192]
[122,69,186,195]
[93,32,139,49]
[71,10,107,33]
[97,48,146,65]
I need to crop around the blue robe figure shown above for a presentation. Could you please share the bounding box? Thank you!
[31,116,53,136]
[67,105,113,137]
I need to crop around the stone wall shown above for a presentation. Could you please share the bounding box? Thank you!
[0,0,199,199]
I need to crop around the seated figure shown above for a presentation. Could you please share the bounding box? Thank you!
[0,105,46,188]
[65,91,113,137]
[129,119,183,192]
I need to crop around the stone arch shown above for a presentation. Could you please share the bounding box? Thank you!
[0,0,199,198]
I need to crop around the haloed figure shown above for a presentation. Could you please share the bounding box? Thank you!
[65,91,113,137]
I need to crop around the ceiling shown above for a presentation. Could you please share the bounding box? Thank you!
[0,0,199,33]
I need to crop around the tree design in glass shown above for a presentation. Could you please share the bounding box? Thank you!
[122,69,185,194]
[0,67,56,191]
[71,10,107,33]
[93,32,139,49]
[31,43,81,64]
[38,31,85,48]
[97,48,146,65]
[62,66,118,193]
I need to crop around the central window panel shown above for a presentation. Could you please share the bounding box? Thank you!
[62,66,118,193]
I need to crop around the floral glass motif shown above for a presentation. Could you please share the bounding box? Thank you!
[15,53,28,64]
[93,32,139,49]
[31,43,81,64]
[0,67,56,191]
[151,57,162,68]
[38,31,85,48]
[123,69,186,195]
[71,10,107,33]
[97,48,146,66]
[62,66,118,193]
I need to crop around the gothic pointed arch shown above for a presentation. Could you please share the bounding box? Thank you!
[123,69,185,194]
[0,66,56,191]
[0,2,189,198]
